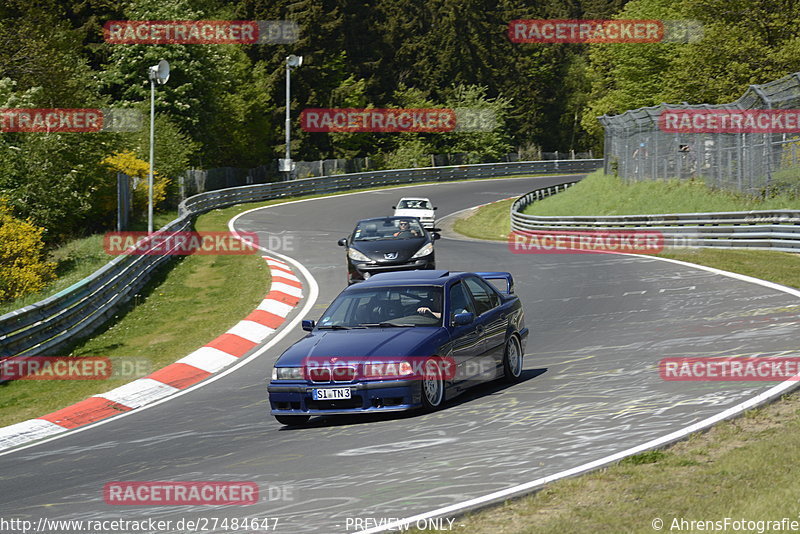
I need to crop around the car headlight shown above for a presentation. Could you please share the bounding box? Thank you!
[411,242,434,258]
[272,367,304,380]
[347,248,372,262]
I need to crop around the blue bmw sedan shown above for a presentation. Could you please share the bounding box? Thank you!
[268,270,528,426]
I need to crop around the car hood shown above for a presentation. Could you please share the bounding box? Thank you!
[394,208,435,219]
[350,237,428,261]
[276,327,447,366]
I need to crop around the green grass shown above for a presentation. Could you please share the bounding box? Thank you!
[437,172,800,533]
[522,170,800,217]
[453,198,514,240]
[452,174,800,291]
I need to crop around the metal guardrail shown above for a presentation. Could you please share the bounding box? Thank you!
[178,159,603,216]
[0,159,602,359]
[511,183,800,253]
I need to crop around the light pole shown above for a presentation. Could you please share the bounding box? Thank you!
[147,59,170,234]
[280,54,302,180]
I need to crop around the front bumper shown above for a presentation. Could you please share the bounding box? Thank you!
[268,379,423,416]
[348,255,435,283]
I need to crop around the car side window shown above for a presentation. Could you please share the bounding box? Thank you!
[463,277,499,316]
[448,282,475,323]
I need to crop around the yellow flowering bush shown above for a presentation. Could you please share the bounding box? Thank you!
[0,200,56,302]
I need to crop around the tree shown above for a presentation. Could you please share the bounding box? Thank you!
[0,14,102,108]
[437,84,514,162]
[99,0,263,167]
[580,0,691,149]
[0,78,125,241]
[119,111,199,199]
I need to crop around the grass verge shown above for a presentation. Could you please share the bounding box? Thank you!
[521,170,800,216]
[453,198,515,241]
[440,174,800,532]
[658,248,800,290]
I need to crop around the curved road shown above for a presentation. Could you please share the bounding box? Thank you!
[0,175,798,533]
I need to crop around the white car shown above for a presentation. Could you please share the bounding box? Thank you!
[392,197,437,229]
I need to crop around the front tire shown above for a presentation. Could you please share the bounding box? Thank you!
[421,359,445,411]
[275,415,310,426]
[502,335,523,383]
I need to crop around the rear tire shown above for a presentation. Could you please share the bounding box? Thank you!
[275,415,310,426]
[502,335,523,383]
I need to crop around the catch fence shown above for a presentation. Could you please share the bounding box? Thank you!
[599,71,800,197]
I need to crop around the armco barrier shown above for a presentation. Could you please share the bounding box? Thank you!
[178,159,602,216]
[511,183,800,253]
[0,159,602,360]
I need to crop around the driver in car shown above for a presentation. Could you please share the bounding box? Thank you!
[392,220,420,238]
[417,293,442,320]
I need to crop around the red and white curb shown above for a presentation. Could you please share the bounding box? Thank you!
[0,256,302,452]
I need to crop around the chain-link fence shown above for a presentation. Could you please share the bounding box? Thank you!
[599,71,800,197]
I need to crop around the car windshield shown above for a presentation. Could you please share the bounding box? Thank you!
[398,199,432,210]
[353,219,424,241]
[317,286,443,327]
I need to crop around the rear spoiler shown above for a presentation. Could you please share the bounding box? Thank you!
[475,272,514,295]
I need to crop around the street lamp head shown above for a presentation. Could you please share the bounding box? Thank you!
[286,54,303,68]
[148,59,170,85]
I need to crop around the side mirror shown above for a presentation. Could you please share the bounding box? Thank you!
[453,312,474,326]
[433,206,438,210]
[391,205,396,209]
[302,319,316,331]
[431,232,441,240]
[338,238,348,246]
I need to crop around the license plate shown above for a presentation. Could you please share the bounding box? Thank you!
[312,388,351,400]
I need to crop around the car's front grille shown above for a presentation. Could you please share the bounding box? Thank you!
[308,366,356,383]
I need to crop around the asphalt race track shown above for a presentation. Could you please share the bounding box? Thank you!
[1,174,799,534]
